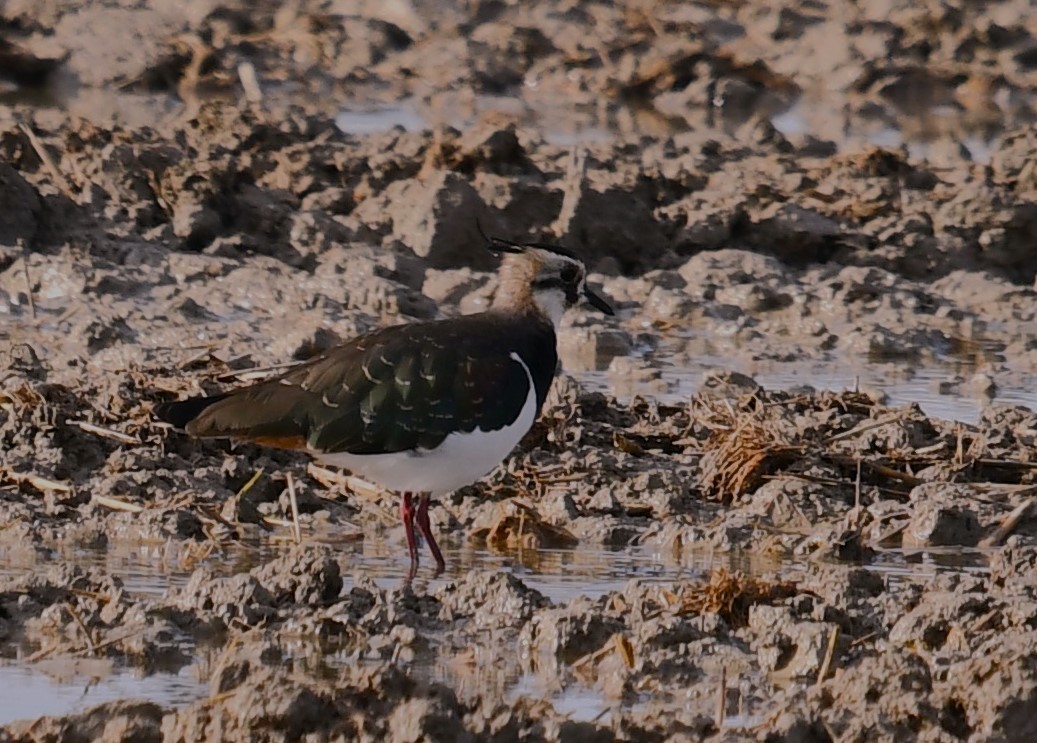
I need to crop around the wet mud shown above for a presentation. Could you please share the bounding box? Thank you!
[3,0,1037,741]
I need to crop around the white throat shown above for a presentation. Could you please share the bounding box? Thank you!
[532,288,567,327]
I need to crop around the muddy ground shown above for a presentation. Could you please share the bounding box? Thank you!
[2,0,1037,741]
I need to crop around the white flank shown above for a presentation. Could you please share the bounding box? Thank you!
[318,352,538,494]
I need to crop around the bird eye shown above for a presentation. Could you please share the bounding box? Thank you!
[560,264,580,283]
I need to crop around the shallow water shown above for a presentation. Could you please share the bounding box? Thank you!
[0,660,205,726]
[335,89,1009,158]
[333,96,619,146]
[0,534,992,726]
[577,325,1037,426]
[580,357,1037,426]
[770,97,1000,163]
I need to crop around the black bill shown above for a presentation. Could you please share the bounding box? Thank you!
[584,284,615,315]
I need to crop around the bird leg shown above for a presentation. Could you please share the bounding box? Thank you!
[401,492,418,569]
[415,493,446,572]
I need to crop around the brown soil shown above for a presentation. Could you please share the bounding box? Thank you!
[2,1,1037,741]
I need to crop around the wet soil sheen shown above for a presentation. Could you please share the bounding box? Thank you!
[2,0,1037,741]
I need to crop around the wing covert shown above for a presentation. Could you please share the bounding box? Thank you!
[309,326,535,455]
[179,313,554,457]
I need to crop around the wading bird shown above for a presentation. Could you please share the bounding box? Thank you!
[156,234,614,574]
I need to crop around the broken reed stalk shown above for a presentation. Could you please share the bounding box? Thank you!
[854,455,862,509]
[571,633,634,673]
[237,61,263,103]
[176,346,217,370]
[614,634,635,669]
[20,240,36,320]
[816,625,840,686]
[822,415,903,445]
[974,458,1037,471]
[18,122,74,199]
[715,666,728,729]
[1,468,71,493]
[93,494,144,513]
[72,420,140,446]
[63,602,99,655]
[823,453,922,489]
[78,627,150,658]
[235,468,265,499]
[979,499,1033,548]
[550,145,588,236]
[286,471,302,544]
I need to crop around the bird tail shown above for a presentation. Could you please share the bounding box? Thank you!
[154,386,312,450]
[153,394,231,431]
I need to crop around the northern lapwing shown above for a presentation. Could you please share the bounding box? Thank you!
[155,234,614,574]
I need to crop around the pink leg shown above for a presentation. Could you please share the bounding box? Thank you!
[401,492,418,570]
[415,493,446,572]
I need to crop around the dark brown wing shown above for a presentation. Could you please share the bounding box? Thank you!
[156,312,557,455]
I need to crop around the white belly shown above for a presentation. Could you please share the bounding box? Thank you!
[317,353,539,495]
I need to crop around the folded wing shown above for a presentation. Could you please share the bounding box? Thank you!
[155,314,552,456]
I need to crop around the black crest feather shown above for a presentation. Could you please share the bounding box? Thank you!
[477,220,582,261]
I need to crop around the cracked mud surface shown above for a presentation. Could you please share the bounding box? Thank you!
[2,0,1037,741]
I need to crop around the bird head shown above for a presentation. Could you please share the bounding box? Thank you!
[483,232,614,325]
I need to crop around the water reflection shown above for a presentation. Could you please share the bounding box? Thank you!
[0,659,205,726]
[332,84,1022,160]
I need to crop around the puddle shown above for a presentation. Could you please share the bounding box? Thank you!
[0,541,266,599]
[334,105,427,135]
[771,98,1001,163]
[576,329,1037,425]
[359,540,787,603]
[0,659,206,726]
[752,360,1036,425]
[335,89,1014,159]
[509,675,622,723]
[581,357,1037,426]
[334,96,617,146]
[0,530,992,726]
[4,534,991,603]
